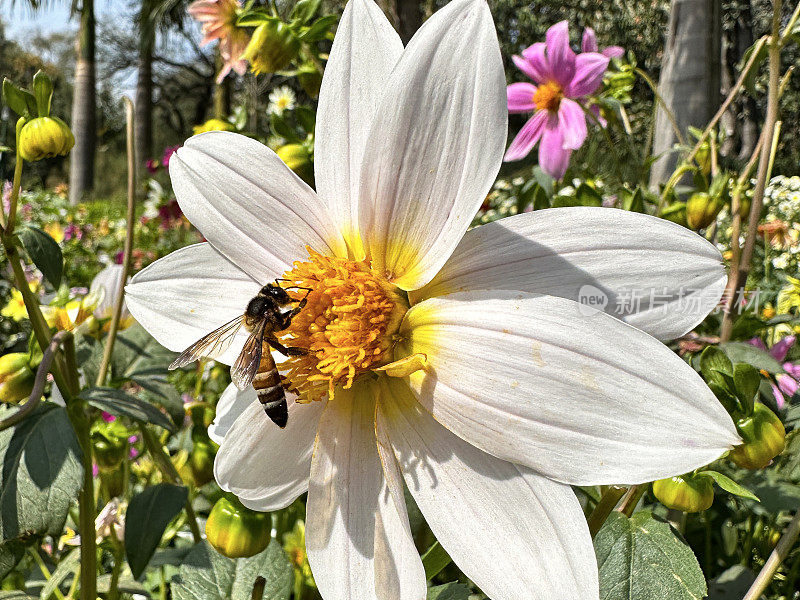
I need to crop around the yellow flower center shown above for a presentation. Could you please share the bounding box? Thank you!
[533,81,563,112]
[277,248,407,403]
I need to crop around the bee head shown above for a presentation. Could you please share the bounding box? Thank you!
[262,284,292,304]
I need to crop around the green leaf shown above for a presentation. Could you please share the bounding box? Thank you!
[0,540,26,580]
[290,0,321,24]
[720,342,784,374]
[79,387,175,431]
[533,166,554,197]
[171,540,292,600]
[426,582,471,600]
[699,346,733,389]
[298,15,337,42]
[2,79,34,118]
[294,106,316,134]
[552,183,603,208]
[421,540,452,580]
[269,113,300,144]
[96,574,149,595]
[39,548,79,600]
[17,226,63,288]
[740,39,768,97]
[622,188,645,213]
[125,484,188,579]
[733,363,761,413]
[594,511,706,600]
[31,71,52,118]
[0,404,83,545]
[697,471,759,501]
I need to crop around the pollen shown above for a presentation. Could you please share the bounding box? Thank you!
[533,80,563,112]
[277,248,407,403]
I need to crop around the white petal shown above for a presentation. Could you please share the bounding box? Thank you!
[170,131,347,282]
[315,0,403,255]
[214,397,325,511]
[306,381,425,600]
[90,264,129,320]
[378,378,598,600]
[358,0,507,290]
[413,208,727,340]
[125,243,260,364]
[399,291,740,485]
[208,383,258,445]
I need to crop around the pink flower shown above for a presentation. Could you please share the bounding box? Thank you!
[101,412,116,423]
[504,21,611,179]
[188,0,249,83]
[146,159,160,174]
[162,145,181,168]
[749,335,799,409]
[581,27,624,59]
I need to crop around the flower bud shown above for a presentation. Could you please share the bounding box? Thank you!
[686,192,725,230]
[92,432,128,473]
[243,21,300,75]
[0,353,35,404]
[189,426,218,487]
[729,403,786,469]
[277,144,313,185]
[193,118,235,135]
[695,142,711,176]
[18,117,75,162]
[206,494,271,558]
[658,202,688,227]
[652,474,714,513]
[297,63,322,98]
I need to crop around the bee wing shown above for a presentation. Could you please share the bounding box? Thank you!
[169,315,245,370]
[230,320,266,390]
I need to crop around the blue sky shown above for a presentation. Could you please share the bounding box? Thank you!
[1,1,127,40]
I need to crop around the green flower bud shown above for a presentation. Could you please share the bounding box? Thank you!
[729,403,785,469]
[277,144,313,185]
[695,142,711,176]
[0,353,35,404]
[652,474,714,513]
[18,116,74,162]
[243,21,300,75]
[189,426,218,487]
[297,63,322,98]
[92,432,128,473]
[206,494,271,558]
[658,202,688,228]
[686,192,725,230]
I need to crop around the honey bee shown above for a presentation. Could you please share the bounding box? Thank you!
[169,282,309,428]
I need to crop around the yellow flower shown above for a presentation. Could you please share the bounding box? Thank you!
[1,288,28,321]
[44,221,65,243]
[41,290,102,332]
[193,118,235,135]
[777,275,800,315]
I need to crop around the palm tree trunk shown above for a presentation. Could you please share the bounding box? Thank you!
[69,0,96,205]
[135,38,154,172]
[650,0,721,187]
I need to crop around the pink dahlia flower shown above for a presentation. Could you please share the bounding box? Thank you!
[505,21,611,179]
[581,27,624,59]
[749,335,800,408]
[188,0,249,83]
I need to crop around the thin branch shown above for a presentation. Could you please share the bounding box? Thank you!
[743,509,800,600]
[0,330,72,432]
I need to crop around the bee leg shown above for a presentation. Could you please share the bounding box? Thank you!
[266,336,308,357]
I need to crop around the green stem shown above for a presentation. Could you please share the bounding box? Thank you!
[139,426,203,543]
[28,548,67,600]
[720,0,783,342]
[743,509,800,600]
[3,118,25,234]
[587,486,627,538]
[96,98,136,387]
[107,523,124,600]
[617,484,646,517]
[68,402,97,600]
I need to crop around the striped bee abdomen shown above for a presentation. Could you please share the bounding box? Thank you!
[252,346,288,428]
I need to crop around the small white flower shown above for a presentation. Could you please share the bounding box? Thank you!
[267,86,296,115]
[126,1,738,598]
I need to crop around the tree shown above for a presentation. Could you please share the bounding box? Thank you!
[69,0,96,204]
[649,0,721,187]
